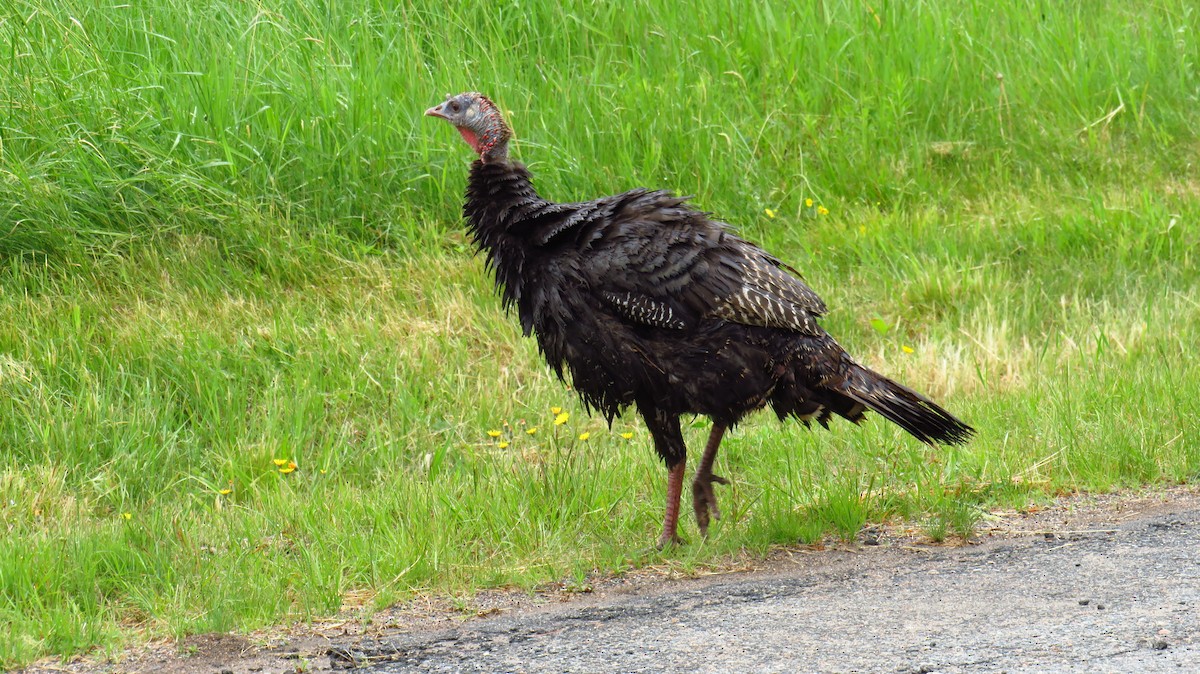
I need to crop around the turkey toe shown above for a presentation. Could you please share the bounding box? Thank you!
[692,472,728,536]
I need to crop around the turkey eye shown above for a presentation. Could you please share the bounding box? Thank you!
[449,101,461,112]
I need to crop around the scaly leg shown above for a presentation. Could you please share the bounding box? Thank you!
[640,405,689,548]
[657,460,687,548]
[692,423,729,537]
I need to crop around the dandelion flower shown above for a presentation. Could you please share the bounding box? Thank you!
[551,406,563,415]
[805,198,814,208]
[218,488,233,496]
[498,441,510,449]
[859,225,867,235]
[526,427,538,435]
[902,345,915,354]
[121,512,132,520]
[554,412,570,426]
[487,429,502,438]
[620,432,634,440]
[764,208,776,219]
[279,461,297,474]
[818,206,829,215]
[272,458,288,467]
[578,432,591,441]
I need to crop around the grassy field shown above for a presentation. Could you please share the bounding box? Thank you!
[2,0,1199,666]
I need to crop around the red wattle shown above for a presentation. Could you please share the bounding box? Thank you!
[457,127,482,154]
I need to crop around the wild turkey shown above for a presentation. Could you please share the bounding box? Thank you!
[426,92,974,547]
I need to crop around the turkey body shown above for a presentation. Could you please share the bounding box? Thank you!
[463,158,972,543]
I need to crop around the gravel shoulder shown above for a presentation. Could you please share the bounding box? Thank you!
[21,487,1200,674]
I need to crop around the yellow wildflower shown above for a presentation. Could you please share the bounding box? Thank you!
[859,225,867,235]
[578,432,591,441]
[272,458,288,467]
[902,345,915,354]
[620,432,634,439]
[279,460,297,474]
[121,512,132,520]
[498,441,510,449]
[554,412,570,425]
[805,198,814,208]
[818,206,829,215]
[218,488,233,495]
[526,427,538,435]
[551,406,563,415]
[487,429,502,438]
[764,208,776,219]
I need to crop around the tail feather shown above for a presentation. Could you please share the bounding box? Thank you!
[838,365,974,445]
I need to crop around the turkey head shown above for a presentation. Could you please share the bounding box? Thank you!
[425,92,512,163]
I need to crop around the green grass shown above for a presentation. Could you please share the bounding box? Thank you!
[2,0,1200,666]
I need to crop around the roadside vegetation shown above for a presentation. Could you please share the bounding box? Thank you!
[2,0,1198,666]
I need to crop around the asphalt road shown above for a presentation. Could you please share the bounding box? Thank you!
[351,504,1199,673]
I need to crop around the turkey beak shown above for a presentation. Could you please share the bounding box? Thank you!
[425,104,448,120]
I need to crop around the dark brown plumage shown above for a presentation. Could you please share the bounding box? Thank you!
[427,92,974,546]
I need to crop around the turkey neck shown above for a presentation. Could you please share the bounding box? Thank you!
[463,159,545,239]
[462,159,549,330]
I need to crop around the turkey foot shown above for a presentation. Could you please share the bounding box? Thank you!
[692,470,729,537]
[691,424,729,537]
[657,532,684,549]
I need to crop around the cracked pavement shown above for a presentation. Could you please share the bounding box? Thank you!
[355,504,1199,673]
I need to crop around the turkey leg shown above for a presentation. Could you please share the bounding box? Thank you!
[692,423,729,536]
[642,406,689,548]
[657,460,687,548]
